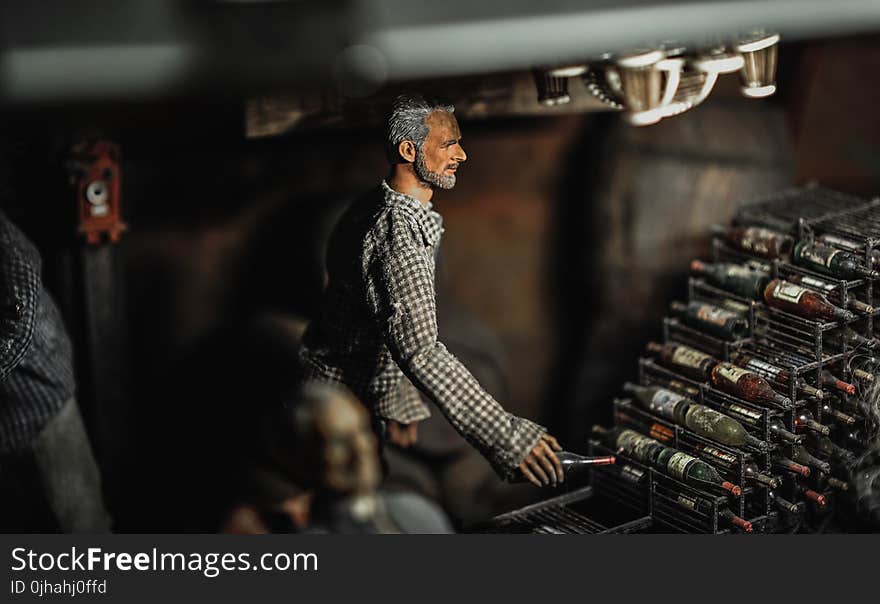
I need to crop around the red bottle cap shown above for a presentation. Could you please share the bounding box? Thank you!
[834,380,856,395]
[804,489,827,507]
[732,516,754,533]
[722,481,742,497]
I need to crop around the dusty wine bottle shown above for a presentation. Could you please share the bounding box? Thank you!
[614,410,675,443]
[667,379,702,397]
[674,493,753,532]
[790,444,831,474]
[793,240,879,280]
[713,400,764,427]
[645,341,718,380]
[744,462,780,489]
[654,448,742,496]
[711,224,793,259]
[692,443,777,488]
[623,383,691,422]
[623,383,767,449]
[793,409,831,436]
[793,240,880,280]
[795,484,828,507]
[770,491,801,515]
[592,426,664,465]
[710,362,793,408]
[768,417,804,444]
[787,273,876,314]
[818,401,857,426]
[729,351,824,400]
[819,370,856,395]
[690,259,770,299]
[692,442,739,471]
[617,463,648,485]
[772,454,811,477]
[683,404,768,450]
[817,233,880,266]
[669,300,749,340]
[721,298,752,314]
[763,279,854,322]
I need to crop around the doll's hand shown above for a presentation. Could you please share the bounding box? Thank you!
[518,434,563,486]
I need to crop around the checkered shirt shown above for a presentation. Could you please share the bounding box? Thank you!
[299,181,546,478]
[1,211,76,454]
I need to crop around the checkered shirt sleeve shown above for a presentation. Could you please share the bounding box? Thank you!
[365,210,546,479]
[390,368,432,424]
[0,242,38,381]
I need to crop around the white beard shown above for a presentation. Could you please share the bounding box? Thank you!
[415,150,456,190]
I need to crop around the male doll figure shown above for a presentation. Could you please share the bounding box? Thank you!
[298,94,563,486]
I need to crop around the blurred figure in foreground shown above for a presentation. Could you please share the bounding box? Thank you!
[222,381,452,533]
[0,210,110,532]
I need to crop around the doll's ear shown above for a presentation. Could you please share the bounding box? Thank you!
[398,140,416,163]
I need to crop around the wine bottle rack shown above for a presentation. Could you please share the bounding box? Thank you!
[588,186,878,533]
[487,186,877,534]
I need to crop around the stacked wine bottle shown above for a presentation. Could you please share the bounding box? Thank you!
[589,186,879,533]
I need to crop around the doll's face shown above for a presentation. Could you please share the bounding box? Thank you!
[313,395,381,495]
[413,110,467,190]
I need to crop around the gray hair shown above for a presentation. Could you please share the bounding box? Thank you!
[385,94,455,161]
[291,381,354,440]
[263,381,357,479]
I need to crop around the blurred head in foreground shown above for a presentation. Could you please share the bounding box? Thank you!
[267,381,381,497]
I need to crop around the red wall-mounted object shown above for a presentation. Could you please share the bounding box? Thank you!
[70,140,127,245]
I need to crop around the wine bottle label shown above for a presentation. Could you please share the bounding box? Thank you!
[739,227,775,256]
[746,259,772,273]
[722,299,750,313]
[695,304,737,327]
[649,423,675,442]
[615,430,642,451]
[616,430,655,460]
[724,265,755,279]
[633,438,660,462]
[715,363,752,383]
[799,275,835,292]
[676,494,697,510]
[666,451,697,480]
[649,389,685,419]
[800,244,841,269]
[745,358,781,379]
[699,445,737,465]
[727,403,762,423]
[820,234,861,252]
[671,346,713,370]
[771,281,806,304]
